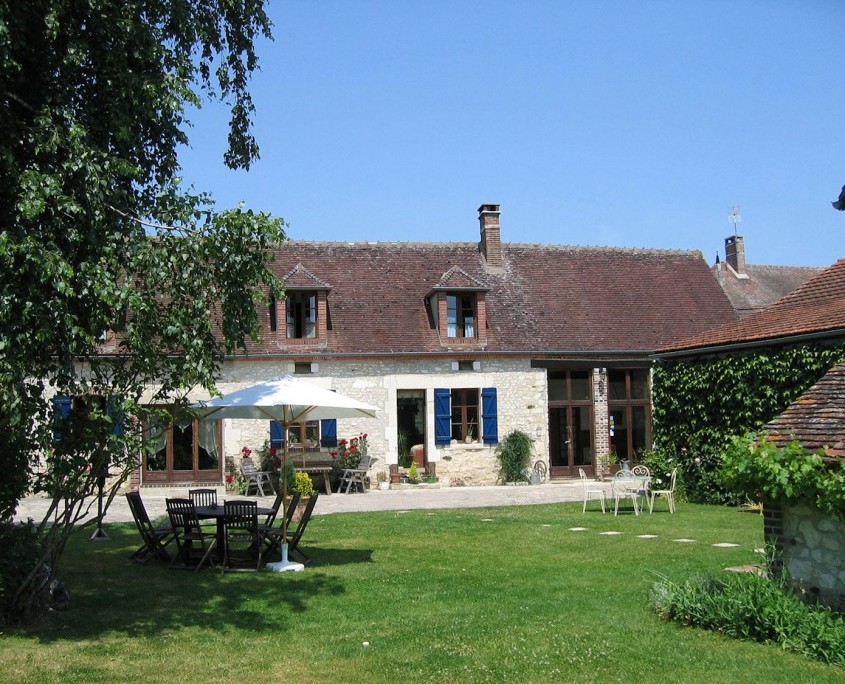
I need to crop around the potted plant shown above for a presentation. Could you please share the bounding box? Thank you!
[290,471,316,522]
[376,471,390,490]
[407,462,420,484]
[465,421,476,443]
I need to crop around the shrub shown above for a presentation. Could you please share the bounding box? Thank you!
[721,433,845,515]
[638,446,680,496]
[290,471,315,497]
[650,566,845,667]
[496,430,533,483]
[0,521,46,627]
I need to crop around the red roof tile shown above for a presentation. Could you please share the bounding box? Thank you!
[241,240,735,358]
[657,258,845,356]
[765,362,845,458]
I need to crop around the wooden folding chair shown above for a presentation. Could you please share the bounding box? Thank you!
[165,498,217,571]
[221,500,262,572]
[260,492,301,555]
[338,455,374,493]
[188,488,218,507]
[240,456,275,496]
[287,493,319,564]
[126,491,173,563]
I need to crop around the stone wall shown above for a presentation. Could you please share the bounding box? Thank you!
[199,357,548,487]
[764,501,845,611]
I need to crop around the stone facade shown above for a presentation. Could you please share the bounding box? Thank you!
[764,501,845,611]
[188,356,548,488]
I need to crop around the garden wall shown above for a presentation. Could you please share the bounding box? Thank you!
[764,502,845,612]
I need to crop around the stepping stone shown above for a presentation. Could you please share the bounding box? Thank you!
[600,531,622,536]
[481,518,494,522]
[725,564,765,576]
[713,542,739,548]
[541,524,552,527]
[569,527,588,532]
[637,534,658,539]
[673,538,696,543]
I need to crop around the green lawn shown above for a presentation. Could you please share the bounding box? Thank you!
[3,502,842,683]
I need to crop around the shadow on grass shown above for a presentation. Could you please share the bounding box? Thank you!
[22,525,372,643]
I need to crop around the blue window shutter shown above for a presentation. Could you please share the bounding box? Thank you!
[435,388,451,445]
[107,398,124,436]
[481,387,498,445]
[320,419,337,448]
[53,394,72,441]
[270,421,285,449]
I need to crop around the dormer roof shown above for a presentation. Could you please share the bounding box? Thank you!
[282,262,332,291]
[426,266,490,297]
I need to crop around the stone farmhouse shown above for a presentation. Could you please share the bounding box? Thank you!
[134,204,743,489]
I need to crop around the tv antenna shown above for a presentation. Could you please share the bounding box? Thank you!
[729,205,741,236]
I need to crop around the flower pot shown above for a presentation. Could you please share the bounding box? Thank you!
[378,481,390,491]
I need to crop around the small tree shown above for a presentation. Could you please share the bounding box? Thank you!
[0,0,283,625]
[496,430,534,483]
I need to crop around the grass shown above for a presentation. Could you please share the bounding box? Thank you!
[2,502,843,683]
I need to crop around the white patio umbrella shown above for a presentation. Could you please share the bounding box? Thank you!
[192,374,378,572]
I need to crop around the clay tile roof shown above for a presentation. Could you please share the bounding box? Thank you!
[764,362,845,459]
[657,258,845,356]
[242,240,735,357]
[432,266,489,291]
[712,263,824,317]
[283,262,331,289]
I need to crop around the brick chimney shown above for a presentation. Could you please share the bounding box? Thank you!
[725,235,746,275]
[478,203,502,268]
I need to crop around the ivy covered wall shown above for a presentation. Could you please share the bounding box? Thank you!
[651,341,845,504]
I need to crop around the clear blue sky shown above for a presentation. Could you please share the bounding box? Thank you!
[177,1,845,267]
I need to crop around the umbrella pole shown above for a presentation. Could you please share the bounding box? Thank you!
[266,421,304,573]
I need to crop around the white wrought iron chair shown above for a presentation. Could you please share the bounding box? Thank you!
[611,471,642,516]
[649,467,678,513]
[579,467,606,513]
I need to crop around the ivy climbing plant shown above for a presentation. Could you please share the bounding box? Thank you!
[652,342,845,504]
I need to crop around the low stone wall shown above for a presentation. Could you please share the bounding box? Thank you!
[434,441,500,486]
[764,501,845,611]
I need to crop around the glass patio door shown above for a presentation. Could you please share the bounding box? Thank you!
[143,410,222,484]
[548,370,593,477]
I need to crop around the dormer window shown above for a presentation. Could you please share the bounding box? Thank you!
[286,291,317,339]
[427,266,489,347]
[277,264,332,348]
[447,294,476,338]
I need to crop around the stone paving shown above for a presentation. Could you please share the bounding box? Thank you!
[13,480,599,526]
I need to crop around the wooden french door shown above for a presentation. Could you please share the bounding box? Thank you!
[548,371,594,477]
[142,410,222,484]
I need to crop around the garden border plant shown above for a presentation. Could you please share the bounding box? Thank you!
[650,549,845,668]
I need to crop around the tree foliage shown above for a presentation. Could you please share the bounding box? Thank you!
[652,343,845,504]
[0,1,285,623]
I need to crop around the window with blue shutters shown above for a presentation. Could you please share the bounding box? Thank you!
[269,419,337,449]
[434,387,497,445]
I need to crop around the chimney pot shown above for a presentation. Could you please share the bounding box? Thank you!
[725,235,746,275]
[479,204,502,268]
